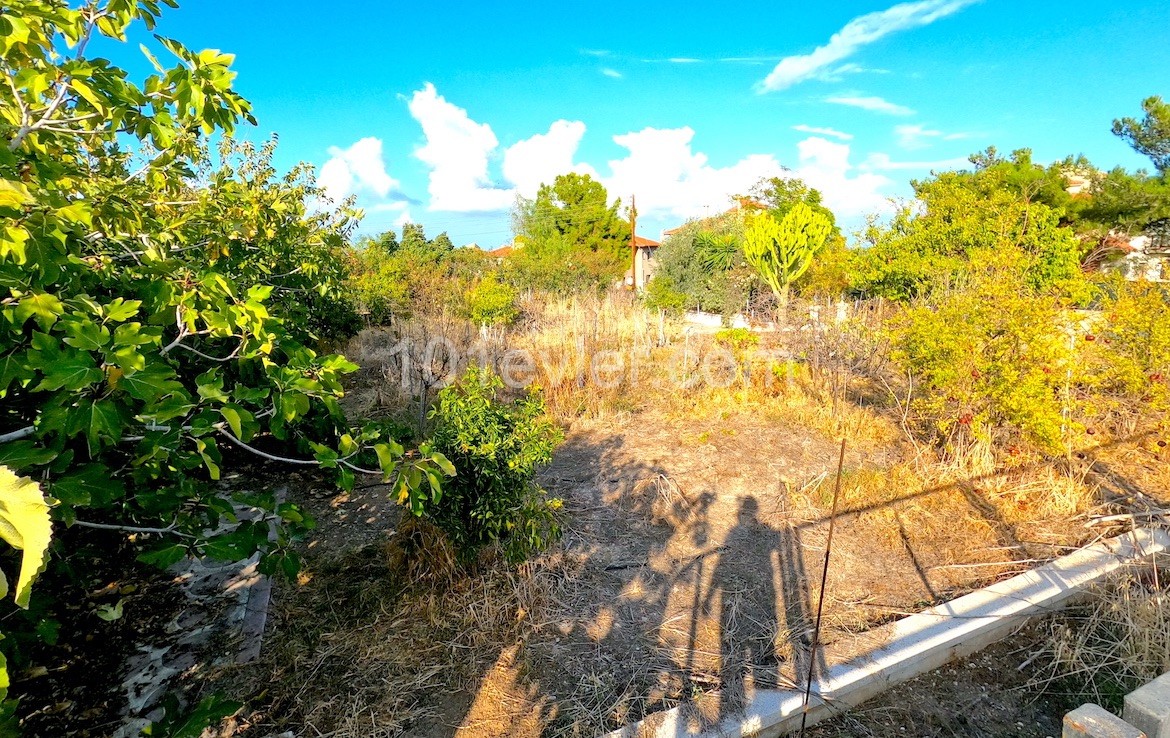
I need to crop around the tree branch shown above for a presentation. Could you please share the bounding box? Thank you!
[217,427,390,478]
[216,427,318,465]
[70,519,195,538]
[0,426,36,443]
[8,12,100,151]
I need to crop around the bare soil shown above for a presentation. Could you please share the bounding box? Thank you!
[806,625,1074,738]
[224,401,1170,738]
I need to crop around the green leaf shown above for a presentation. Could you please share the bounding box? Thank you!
[120,363,184,403]
[80,399,125,456]
[62,317,110,351]
[50,464,123,507]
[373,443,399,479]
[0,352,33,396]
[70,78,104,110]
[196,370,229,403]
[0,225,29,263]
[137,543,188,569]
[0,441,56,471]
[194,437,220,480]
[431,451,456,477]
[219,404,256,442]
[279,392,309,422]
[201,522,263,561]
[139,43,165,72]
[0,180,33,211]
[103,298,142,322]
[32,349,103,392]
[145,693,241,738]
[0,467,53,608]
[14,293,65,331]
[95,599,124,621]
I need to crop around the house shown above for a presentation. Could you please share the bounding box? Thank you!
[485,244,515,264]
[626,235,660,290]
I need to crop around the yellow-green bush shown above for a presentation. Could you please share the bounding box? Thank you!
[888,277,1075,455]
[464,273,519,327]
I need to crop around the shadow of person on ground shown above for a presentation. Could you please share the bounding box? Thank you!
[701,496,791,722]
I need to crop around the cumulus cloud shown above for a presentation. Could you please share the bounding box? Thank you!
[502,120,597,198]
[792,124,854,141]
[348,84,900,232]
[316,137,402,204]
[601,127,785,219]
[757,0,978,92]
[407,82,513,212]
[826,95,915,115]
[368,201,413,228]
[792,137,894,217]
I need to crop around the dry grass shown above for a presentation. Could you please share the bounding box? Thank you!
[235,540,581,738]
[1034,558,1170,709]
[228,292,1168,737]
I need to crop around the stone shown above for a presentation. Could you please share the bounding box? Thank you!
[1125,673,1170,738]
[1063,703,1145,738]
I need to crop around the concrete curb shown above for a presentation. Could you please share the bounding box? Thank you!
[600,527,1170,738]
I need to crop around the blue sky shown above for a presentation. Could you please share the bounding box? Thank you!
[131,0,1169,246]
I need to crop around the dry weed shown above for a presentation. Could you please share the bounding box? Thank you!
[1034,559,1170,709]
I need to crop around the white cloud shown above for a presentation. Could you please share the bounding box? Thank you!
[863,152,970,170]
[668,57,702,64]
[757,0,978,92]
[792,137,894,217]
[407,82,513,212]
[601,68,623,79]
[826,95,915,116]
[894,124,976,149]
[601,127,785,219]
[502,120,597,198]
[813,62,869,82]
[792,124,854,141]
[369,201,414,228]
[895,123,943,149]
[720,56,782,65]
[316,137,401,204]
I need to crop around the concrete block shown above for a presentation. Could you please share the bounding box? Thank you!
[1125,673,1170,738]
[600,528,1170,738]
[1064,703,1146,738]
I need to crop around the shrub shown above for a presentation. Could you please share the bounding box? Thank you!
[427,365,563,563]
[714,327,759,353]
[465,273,519,327]
[888,278,1075,455]
[644,274,688,314]
[1087,280,1170,431]
[0,4,451,717]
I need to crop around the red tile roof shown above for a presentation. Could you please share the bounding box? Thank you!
[486,245,514,258]
[634,235,660,248]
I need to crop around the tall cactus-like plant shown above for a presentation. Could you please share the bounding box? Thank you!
[743,203,832,313]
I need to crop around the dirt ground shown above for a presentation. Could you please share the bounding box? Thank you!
[806,625,1074,738]
[220,397,1170,738]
